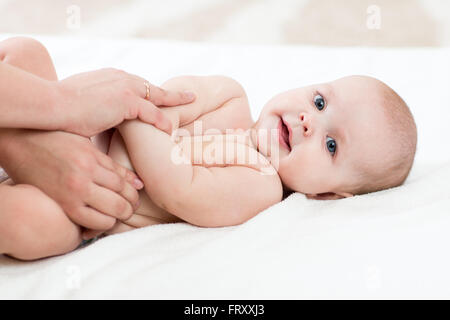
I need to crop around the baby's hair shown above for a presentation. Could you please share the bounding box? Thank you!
[352,79,417,195]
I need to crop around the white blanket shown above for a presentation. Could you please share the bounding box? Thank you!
[1,34,449,299]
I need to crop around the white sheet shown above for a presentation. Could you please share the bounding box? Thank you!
[0,34,449,299]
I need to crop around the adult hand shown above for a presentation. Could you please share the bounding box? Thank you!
[55,68,195,137]
[0,129,143,234]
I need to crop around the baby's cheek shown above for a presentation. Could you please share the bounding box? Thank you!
[282,149,330,193]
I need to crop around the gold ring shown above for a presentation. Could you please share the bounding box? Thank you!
[144,81,150,100]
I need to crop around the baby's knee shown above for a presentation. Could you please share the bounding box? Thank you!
[0,37,47,61]
[0,36,57,80]
[0,184,82,260]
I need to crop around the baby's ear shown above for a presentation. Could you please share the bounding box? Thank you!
[306,191,353,200]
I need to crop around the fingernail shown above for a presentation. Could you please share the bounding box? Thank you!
[184,91,195,100]
[133,178,144,189]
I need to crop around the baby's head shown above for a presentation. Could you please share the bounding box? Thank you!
[253,75,417,199]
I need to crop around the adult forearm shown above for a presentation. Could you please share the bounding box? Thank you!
[0,62,60,130]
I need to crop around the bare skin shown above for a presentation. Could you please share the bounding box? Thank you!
[102,74,394,233]
[98,76,282,235]
[0,37,194,260]
[0,74,281,258]
[0,38,395,260]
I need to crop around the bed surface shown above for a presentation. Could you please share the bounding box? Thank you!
[0,34,449,299]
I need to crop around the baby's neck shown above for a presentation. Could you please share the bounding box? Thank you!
[237,122,293,197]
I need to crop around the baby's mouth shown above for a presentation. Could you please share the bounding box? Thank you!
[278,117,291,152]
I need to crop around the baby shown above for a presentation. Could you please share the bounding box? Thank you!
[99,74,417,236]
[0,48,417,260]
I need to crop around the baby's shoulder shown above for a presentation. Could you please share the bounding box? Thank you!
[201,76,252,128]
[161,74,246,93]
[162,75,253,132]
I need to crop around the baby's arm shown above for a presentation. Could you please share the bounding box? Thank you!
[118,76,282,227]
[110,75,248,171]
[157,75,249,130]
[119,120,281,227]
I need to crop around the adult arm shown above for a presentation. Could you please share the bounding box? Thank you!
[0,62,195,232]
[0,129,143,231]
[0,62,195,136]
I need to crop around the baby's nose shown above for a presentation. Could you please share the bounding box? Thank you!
[299,112,312,137]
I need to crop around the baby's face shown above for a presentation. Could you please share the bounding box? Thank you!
[253,75,390,199]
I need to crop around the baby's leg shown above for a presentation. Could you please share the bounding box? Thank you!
[0,37,81,260]
[0,183,82,260]
[1,36,111,147]
[0,36,58,80]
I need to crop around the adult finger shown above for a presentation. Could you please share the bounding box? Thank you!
[95,151,143,189]
[93,165,123,192]
[86,184,134,221]
[126,97,173,134]
[114,78,174,133]
[117,73,195,106]
[92,166,140,211]
[146,83,195,106]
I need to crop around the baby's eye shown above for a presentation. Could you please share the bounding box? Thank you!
[314,94,326,111]
[326,136,337,156]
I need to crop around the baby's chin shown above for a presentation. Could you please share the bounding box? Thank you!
[277,169,345,196]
